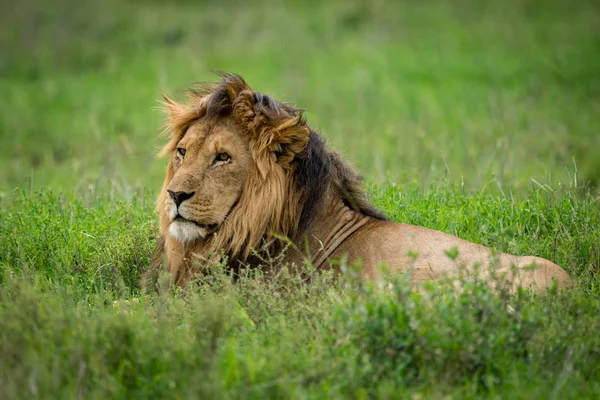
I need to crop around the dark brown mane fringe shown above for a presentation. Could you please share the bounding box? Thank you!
[292,129,333,240]
[329,151,389,221]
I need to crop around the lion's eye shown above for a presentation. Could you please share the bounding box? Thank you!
[214,152,231,163]
[177,147,186,158]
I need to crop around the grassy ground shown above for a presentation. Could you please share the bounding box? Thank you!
[1,0,599,398]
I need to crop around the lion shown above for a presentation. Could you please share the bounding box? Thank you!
[152,72,572,291]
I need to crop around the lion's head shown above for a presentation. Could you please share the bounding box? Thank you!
[156,73,334,272]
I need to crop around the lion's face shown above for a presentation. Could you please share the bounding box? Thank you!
[163,118,253,243]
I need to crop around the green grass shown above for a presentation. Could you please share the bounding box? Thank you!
[1,0,599,398]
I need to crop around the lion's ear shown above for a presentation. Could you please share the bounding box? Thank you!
[251,115,309,178]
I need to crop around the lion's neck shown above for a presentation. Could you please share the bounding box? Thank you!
[285,188,373,269]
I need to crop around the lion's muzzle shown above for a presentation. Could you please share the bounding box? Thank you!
[164,191,224,243]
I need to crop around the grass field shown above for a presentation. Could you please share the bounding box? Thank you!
[1,0,599,398]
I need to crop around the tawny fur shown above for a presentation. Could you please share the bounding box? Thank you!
[151,73,572,290]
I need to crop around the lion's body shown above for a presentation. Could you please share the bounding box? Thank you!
[329,220,572,288]
[154,73,571,290]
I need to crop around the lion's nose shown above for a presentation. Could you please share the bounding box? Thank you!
[167,190,195,207]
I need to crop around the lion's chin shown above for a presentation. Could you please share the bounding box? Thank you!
[168,220,208,243]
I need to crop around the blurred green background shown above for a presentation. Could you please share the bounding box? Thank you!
[1,0,599,195]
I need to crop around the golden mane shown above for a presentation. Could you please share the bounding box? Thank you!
[155,73,387,274]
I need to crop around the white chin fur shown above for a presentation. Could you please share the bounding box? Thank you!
[168,220,207,243]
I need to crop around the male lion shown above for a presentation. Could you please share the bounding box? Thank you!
[153,73,572,290]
